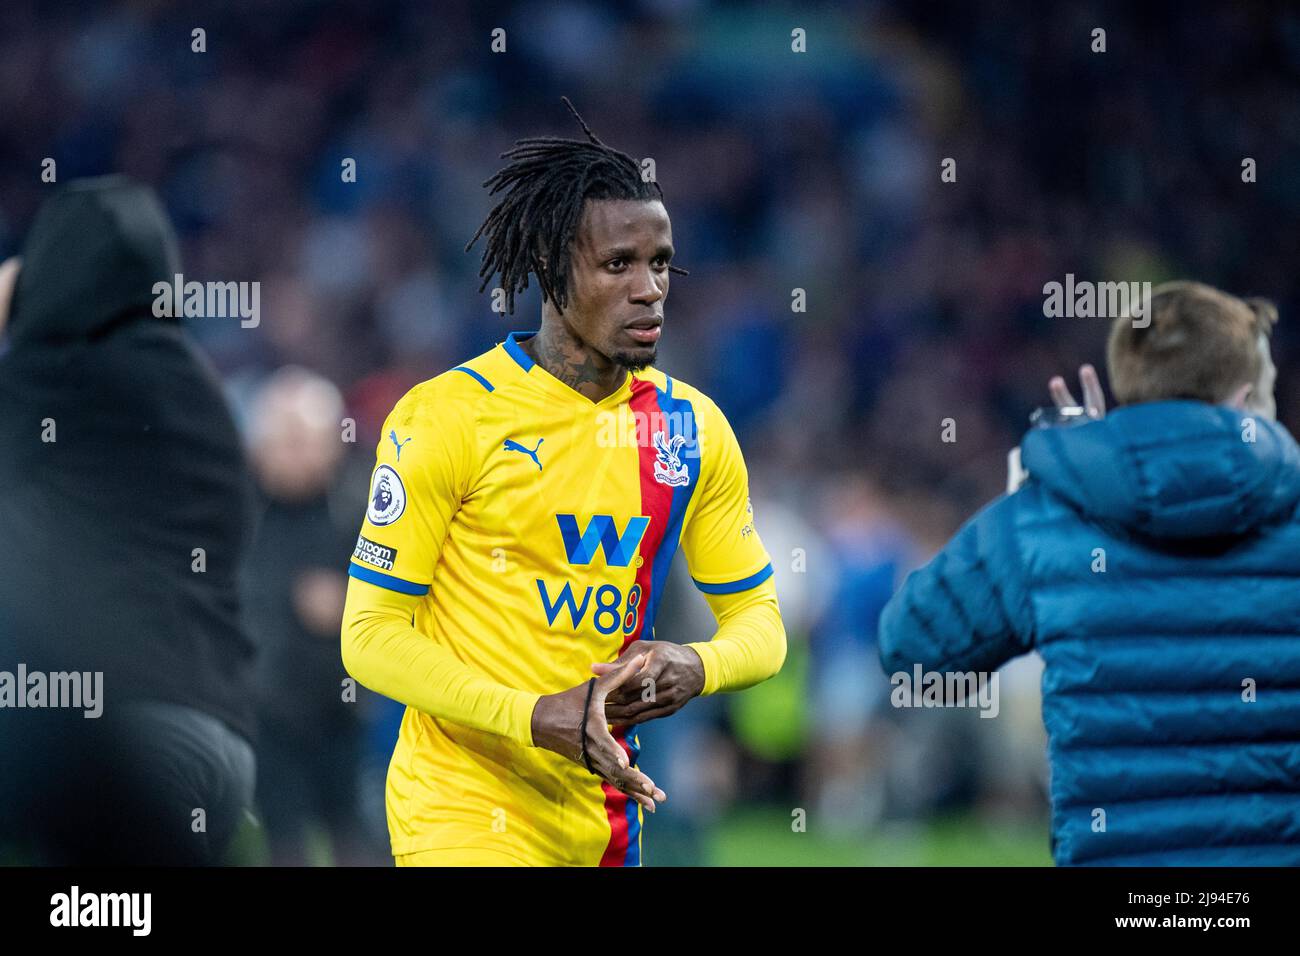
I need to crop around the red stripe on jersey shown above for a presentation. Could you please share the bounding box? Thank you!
[598,734,634,866]
[626,376,673,649]
[598,376,669,866]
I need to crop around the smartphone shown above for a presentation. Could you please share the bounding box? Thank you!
[1029,405,1091,429]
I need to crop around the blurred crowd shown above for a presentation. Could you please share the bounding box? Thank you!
[3,0,1297,863]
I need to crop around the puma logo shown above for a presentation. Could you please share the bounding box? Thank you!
[504,437,544,471]
[389,430,413,461]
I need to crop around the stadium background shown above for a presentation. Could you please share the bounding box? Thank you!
[2,0,1297,865]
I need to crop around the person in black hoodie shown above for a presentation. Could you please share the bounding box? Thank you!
[0,176,258,865]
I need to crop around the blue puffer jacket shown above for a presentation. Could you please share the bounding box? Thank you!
[878,400,1300,865]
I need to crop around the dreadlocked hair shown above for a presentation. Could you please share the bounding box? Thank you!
[466,96,687,315]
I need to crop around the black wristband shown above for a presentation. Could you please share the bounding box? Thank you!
[580,677,597,774]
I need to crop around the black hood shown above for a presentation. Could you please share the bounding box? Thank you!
[7,175,180,347]
[0,174,258,744]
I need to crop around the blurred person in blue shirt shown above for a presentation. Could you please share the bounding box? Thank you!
[807,475,913,830]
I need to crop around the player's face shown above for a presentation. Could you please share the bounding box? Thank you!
[563,199,673,370]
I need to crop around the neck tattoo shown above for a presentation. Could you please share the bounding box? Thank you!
[528,326,626,401]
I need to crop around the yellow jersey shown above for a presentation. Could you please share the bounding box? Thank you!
[341,330,785,865]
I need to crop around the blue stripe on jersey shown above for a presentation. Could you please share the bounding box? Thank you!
[641,380,701,638]
[503,331,537,371]
[348,561,430,595]
[694,562,774,594]
[623,731,642,866]
[451,366,494,392]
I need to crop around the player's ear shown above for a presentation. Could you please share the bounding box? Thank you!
[534,250,555,298]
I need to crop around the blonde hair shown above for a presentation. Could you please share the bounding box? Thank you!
[1107,281,1277,406]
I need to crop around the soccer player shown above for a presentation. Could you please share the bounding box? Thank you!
[340,101,787,866]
